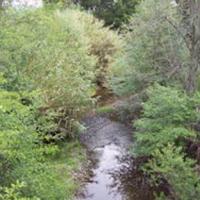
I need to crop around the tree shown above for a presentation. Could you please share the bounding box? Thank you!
[109,0,187,95]
[42,0,140,28]
[75,0,141,28]
[176,0,200,94]
[110,0,200,96]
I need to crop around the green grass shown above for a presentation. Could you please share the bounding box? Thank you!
[49,141,86,200]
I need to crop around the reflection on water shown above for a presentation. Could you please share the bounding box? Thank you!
[110,155,154,200]
[78,144,154,200]
[78,144,124,200]
[78,116,154,200]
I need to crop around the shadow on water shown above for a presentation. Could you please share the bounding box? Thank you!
[76,116,154,200]
[109,155,154,200]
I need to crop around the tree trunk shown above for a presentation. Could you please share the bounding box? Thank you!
[185,57,199,94]
[178,0,200,94]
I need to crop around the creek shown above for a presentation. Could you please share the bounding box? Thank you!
[76,115,154,200]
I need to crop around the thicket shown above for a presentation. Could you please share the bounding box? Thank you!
[136,85,200,199]
[0,75,67,199]
[0,5,121,199]
[110,0,188,95]
[134,84,198,156]
[0,7,120,140]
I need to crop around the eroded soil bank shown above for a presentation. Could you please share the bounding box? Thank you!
[76,115,154,200]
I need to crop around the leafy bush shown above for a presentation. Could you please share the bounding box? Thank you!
[0,75,76,199]
[0,7,121,138]
[134,84,200,199]
[0,181,38,200]
[0,8,95,102]
[56,8,122,94]
[144,145,200,200]
[134,84,198,156]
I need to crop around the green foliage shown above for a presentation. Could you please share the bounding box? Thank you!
[110,0,189,96]
[82,13,122,90]
[144,145,200,200]
[134,84,200,199]
[0,181,39,200]
[57,8,122,92]
[0,8,95,103]
[49,141,86,199]
[134,84,198,156]
[0,84,86,199]
[43,0,140,28]
[77,0,141,28]
[0,8,121,140]
[105,0,200,199]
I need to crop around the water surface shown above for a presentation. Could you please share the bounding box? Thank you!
[77,116,154,200]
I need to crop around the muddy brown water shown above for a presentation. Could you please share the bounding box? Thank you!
[76,116,154,200]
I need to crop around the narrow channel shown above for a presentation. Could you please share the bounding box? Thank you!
[76,115,154,200]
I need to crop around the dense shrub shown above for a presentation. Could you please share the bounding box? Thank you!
[1,7,95,140]
[57,9,122,94]
[0,7,121,138]
[0,75,71,199]
[0,7,96,101]
[0,181,38,200]
[144,145,200,200]
[109,0,188,96]
[134,84,198,156]
[134,84,200,199]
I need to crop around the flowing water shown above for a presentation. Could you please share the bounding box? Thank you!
[77,116,154,200]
